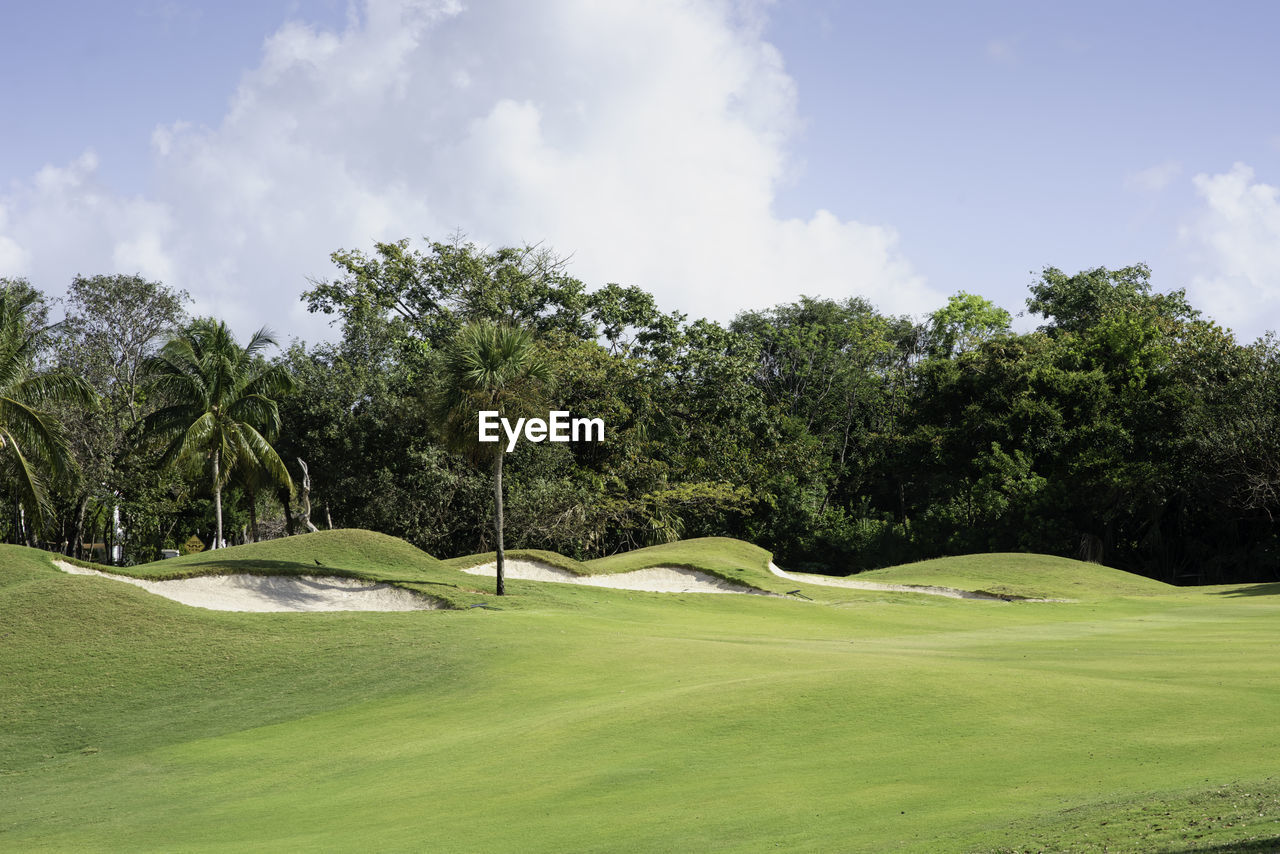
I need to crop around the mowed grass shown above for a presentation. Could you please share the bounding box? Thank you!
[5,536,1280,852]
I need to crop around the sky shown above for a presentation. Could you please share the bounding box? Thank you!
[2,0,1279,345]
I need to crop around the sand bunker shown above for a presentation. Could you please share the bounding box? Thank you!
[768,562,1066,602]
[462,559,769,595]
[52,561,441,612]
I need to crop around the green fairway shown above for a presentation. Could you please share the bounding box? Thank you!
[5,533,1280,852]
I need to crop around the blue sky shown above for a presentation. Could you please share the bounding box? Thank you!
[3,0,1278,342]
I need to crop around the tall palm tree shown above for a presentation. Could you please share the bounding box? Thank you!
[0,286,93,538]
[434,322,552,594]
[142,318,293,549]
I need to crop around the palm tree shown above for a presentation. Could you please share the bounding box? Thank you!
[142,318,293,549]
[0,285,94,539]
[434,322,552,594]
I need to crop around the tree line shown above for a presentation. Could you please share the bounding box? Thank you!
[5,236,1280,584]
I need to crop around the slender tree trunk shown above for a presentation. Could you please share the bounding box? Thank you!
[212,449,223,549]
[111,503,122,564]
[297,458,319,533]
[278,485,295,536]
[494,451,505,596]
[248,489,259,543]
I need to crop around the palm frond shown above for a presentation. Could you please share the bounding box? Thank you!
[239,423,294,495]
[140,317,294,534]
[16,371,97,408]
[0,426,54,522]
[431,320,555,461]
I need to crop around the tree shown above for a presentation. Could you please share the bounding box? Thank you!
[142,319,293,549]
[433,322,552,594]
[927,292,1012,358]
[52,274,189,560]
[0,281,93,539]
[1027,264,1197,336]
[304,236,592,350]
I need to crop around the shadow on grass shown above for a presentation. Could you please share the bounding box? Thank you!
[1207,582,1280,598]
[1156,837,1280,853]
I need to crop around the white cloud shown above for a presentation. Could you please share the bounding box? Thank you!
[1184,162,1280,337]
[0,150,175,289]
[0,203,29,275]
[1124,160,1181,192]
[0,236,29,276]
[0,0,937,342]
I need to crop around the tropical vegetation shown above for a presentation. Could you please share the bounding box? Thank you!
[140,319,293,549]
[0,281,92,539]
[2,239,1280,587]
[432,321,553,594]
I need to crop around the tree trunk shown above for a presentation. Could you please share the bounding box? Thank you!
[248,488,259,543]
[212,449,223,549]
[494,451,505,596]
[297,458,319,534]
[111,503,122,564]
[278,485,295,536]
[98,512,108,562]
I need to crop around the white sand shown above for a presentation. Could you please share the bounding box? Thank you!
[768,562,1067,602]
[52,561,440,612]
[462,558,770,595]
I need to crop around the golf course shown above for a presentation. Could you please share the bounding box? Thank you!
[4,529,1279,852]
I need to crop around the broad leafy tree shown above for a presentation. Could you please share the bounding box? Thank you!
[52,274,188,559]
[927,291,1012,358]
[304,236,593,349]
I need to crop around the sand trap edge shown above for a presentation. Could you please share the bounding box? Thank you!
[52,560,443,612]
[461,558,773,595]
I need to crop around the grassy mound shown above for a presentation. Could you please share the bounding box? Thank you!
[586,536,773,577]
[441,546,586,575]
[0,544,76,590]
[53,530,495,608]
[856,552,1176,600]
[122,528,445,579]
[444,536,785,594]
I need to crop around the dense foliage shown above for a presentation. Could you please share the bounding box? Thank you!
[7,241,1280,583]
